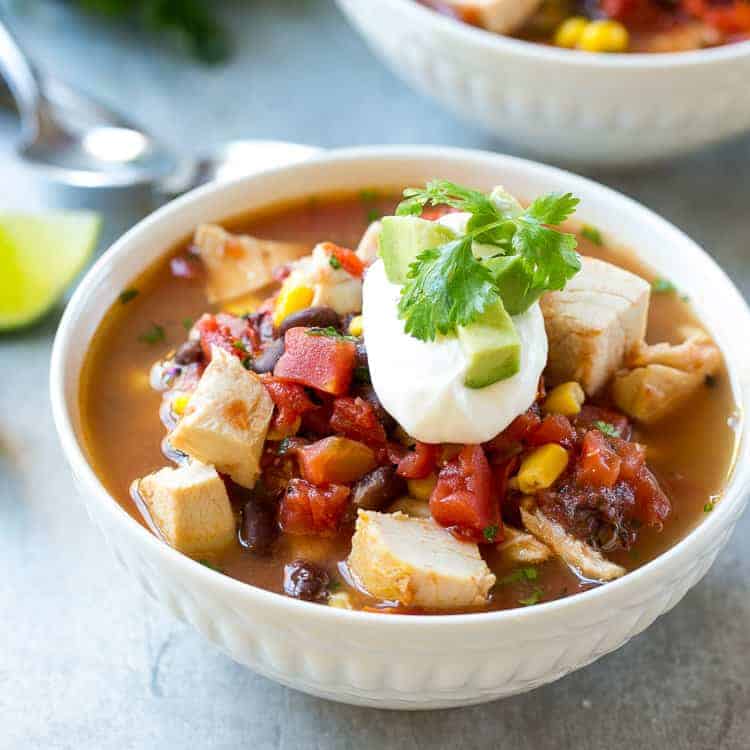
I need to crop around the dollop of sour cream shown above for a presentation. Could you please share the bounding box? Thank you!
[362,259,547,444]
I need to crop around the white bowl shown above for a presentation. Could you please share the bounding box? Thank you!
[336,0,750,166]
[51,146,750,709]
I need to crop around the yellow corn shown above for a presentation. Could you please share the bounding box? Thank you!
[272,282,314,327]
[172,393,191,416]
[577,20,629,53]
[517,444,569,494]
[222,291,263,316]
[543,381,585,417]
[348,315,364,337]
[407,473,437,502]
[328,591,354,609]
[554,17,589,49]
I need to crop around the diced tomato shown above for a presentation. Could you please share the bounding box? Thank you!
[320,242,365,278]
[386,442,408,465]
[420,205,457,221]
[600,0,674,29]
[262,376,316,434]
[274,327,356,396]
[298,436,376,485]
[576,430,622,489]
[484,409,542,454]
[197,313,258,361]
[330,396,387,445]
[430,445,497,543]
[396,441,440,479]
[684,0,750,33]
[300,399,334,437]
[575,405,631,441]
[630,465,671,528]
[279,478,350,536]
[611,438,647,482]
[528,414,575,448]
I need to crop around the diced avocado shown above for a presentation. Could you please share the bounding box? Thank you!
[489,186,524,219]
[458,299,521,389]
[378,216,455,284]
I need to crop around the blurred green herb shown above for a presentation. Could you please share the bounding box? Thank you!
[69,0,230,63]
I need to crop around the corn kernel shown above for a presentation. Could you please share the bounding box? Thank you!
[272,282,314,327]
[577,20,629,53]
[222,291,263,316]
[407,473,437,502]
[554,17,589,49]
[543,381,585,416]
[348,315,364,337]
[172,393,191,416]
[517,444,569,494]
[328,591,354,609]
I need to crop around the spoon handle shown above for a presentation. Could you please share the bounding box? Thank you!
[0,14,42,136]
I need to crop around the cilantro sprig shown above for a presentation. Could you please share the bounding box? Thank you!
[394,181,581,341]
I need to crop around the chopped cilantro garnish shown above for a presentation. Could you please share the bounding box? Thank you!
[118,288,139,304]
[483,524,499,542]
[498,567,538,586]
[305,326,358,342]
[329,255,342,270]
[182,317,194,330]
[366,208,382,224]
[328,580,342,593]
[359,188,378,202]
[704,502,715,513]
[232,340,248,352]
[593,420,620,438]
[138,323,165,345]
[278,437,292,455]
[198,559,223,572]
[652,277,677,294]
[395,181,580,341]
[519,589,543,607]
[581,224,603,246]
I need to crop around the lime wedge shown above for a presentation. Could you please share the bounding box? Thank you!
[0,212,101,331]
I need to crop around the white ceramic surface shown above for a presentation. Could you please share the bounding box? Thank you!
[51,146,750,709]
[336,0,750,166]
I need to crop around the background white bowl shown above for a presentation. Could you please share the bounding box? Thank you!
[336,0,750,166]
[51,147,750,709]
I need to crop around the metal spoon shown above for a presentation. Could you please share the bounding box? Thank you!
[0,17,320,194]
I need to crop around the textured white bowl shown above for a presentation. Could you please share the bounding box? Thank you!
[51,146,750,709]
[336,0,750,165]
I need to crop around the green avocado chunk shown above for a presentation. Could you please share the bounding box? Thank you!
[458,298,521,389]
[378,215,455,284]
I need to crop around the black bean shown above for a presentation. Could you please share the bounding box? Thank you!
[174,339,203,365]
[354,339,368,370]
[277,306,341,336]
[247,338,285,373]
[351,465,406,512]
[239,500,279,555]
[283,560,330,602]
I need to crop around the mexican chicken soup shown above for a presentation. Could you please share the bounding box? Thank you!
[81,183,738,614]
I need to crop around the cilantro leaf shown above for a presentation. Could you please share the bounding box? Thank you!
[652,277,677,294]
[519,589,543,606]
[138,323,165,345]
[483,524,499,542]
[593,420,620,438]
[525,192,580,226]
[397,235,499,341]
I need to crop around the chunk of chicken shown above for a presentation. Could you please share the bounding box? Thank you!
[612,326,721,424]
[169,346,273,488]
[286,242,363,315]
[194,224,309,304]
[436,0,542,34]
[520,501,625,582]
[541,257,650,395]
[497,524,553,565]
[348,511,496,609]
[356,220,381,266]
[133,461,235,555]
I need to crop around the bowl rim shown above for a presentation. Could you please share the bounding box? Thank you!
[50,144,750,630]
[363,0,750,68]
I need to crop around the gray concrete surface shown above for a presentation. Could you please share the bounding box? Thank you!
[1,2,749,748]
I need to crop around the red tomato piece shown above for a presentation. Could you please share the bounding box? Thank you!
[611,438,647,482]
[320,241,365,278]
[330,396,387,445]
[197,313,258,361]
[429,445,498,543]
[262,376,316,433]
[600,0,673,29]
[528,414,575,448]
[484,409,542,454]
[630,465,671,527]
[279,478,350,536]
[274,327,356,396]
[684,0,750,33]
[575,405,631,441]
[396,441,440,479]
[298,436,376,485]
[576,430,623,489]
[420,205,458,221]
